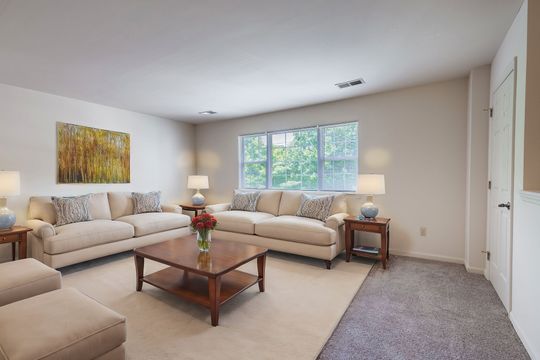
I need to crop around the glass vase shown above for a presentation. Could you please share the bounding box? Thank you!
[196,230,212,252]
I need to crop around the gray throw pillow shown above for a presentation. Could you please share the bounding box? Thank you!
[132,191,162,214]
[52,194,92,226]
[230,190,261,212]
[296,194,335,221]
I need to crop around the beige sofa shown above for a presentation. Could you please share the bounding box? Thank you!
[206,190,349,268]
[0,258,126,359]
[27,192,191,269]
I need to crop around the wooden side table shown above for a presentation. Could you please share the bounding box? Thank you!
[344,217,391,269]
[180,204,206,217]
[0,226,32,261]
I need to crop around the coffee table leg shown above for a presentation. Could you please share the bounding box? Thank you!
[257,254,266,292]
[135,255,144,291]
[208,276,221,326]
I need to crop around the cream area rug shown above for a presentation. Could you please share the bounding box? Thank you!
[61,251,373,360]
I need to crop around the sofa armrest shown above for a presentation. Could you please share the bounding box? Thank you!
[26,219,56,239]
[161,204,183,214]
[205,203,230,214]
[325,213,349,231]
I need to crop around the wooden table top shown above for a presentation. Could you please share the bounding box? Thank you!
[134,235,267,277]
[344,216,390,225]
[0,226,32,235]
[180,204,207,211]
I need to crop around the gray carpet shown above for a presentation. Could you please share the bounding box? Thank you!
[318,256,529,360]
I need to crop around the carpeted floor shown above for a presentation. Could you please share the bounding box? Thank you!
[318,256,530,360]
[61,251,372,360]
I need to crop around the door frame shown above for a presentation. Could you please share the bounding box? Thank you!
[485,57,517,311]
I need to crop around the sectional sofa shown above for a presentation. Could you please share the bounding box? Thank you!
[206,190,350,268]
[27,192,191,269]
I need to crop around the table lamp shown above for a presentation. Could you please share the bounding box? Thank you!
[357,174,385,219]
[187,175,209,206]
[0,171,20,230]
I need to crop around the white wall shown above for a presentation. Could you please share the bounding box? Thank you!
[0,83,196,261]
[196,78,468,263]
[465,65,490,274]
[491,1,539,358]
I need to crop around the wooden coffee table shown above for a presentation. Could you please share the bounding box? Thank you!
[133,235,267,326]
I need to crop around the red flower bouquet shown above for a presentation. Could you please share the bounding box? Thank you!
[191,213,217,252]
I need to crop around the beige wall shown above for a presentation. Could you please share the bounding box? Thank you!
[495,1,540,358]
[0,83,196,261]
[196,78,468,263]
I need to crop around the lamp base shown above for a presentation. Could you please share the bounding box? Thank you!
[192,191,205,206]
[360,201,379,219]
[0,206,16,230]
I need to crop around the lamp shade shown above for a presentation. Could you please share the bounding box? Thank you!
[0,171,20,197]
[357,174,385,195]
[187,175,209,190]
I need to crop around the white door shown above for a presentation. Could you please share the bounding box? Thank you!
[487,67,515,311]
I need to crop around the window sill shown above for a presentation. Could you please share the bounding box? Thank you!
[520,191,540,206]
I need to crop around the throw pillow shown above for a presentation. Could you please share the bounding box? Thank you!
[52,194,92,226]
[230,190,261,212]
[132,191,162,214]
[296,194,335,221]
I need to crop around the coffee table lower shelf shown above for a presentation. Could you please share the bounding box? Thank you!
[142,267,260,309]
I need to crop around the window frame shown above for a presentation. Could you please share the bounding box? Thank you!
[239,133,268,189]
[239,121,358,192]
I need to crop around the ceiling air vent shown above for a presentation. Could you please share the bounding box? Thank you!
[335,78,365,89]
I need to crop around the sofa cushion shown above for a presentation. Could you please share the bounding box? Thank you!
[0,287,126,360]
[108,192,134,219]
[255,215,336,246]
[0,258,61,307]
[279,191,347,216]
[44,220,135,255]
[256,190,282,216]
[213,211,274,235]
[231,190,261,212]
[28,196,57,224]
[89,192,112,220]
[296,194,335,221]
[29,194,113,225]
[52,194,92,226]
[132,191,162,214]
[116,212,190,237]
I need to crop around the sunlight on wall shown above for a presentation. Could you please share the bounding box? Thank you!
[362,148,391,168]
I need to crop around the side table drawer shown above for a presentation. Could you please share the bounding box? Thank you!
[0,234,19,244]
[350,223,380,232]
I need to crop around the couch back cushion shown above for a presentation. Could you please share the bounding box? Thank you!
[108,192,134,219]
[278,191,347,216]
[256,190,282,216]
[89,193,112,220]
[28,193,113,224]
[28,196,57,224]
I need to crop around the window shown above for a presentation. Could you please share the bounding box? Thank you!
[240,122,358,191]
[240,134,267,189]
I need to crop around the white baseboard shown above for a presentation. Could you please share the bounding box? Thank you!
[465,265,485,274]
[390,249,464,264]
[509,312,538,359]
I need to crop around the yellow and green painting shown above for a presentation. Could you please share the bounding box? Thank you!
[57,122,130,183]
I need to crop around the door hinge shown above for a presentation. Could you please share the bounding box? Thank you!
[481,250,490,261]
[488,180,491,190]
[489,108,493,117]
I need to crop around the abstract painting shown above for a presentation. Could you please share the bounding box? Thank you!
[57,122,130,183]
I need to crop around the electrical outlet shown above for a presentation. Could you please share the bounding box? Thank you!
[420,227,427,236]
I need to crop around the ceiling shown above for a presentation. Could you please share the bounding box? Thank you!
[0,0,523,123]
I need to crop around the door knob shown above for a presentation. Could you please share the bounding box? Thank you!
[498,202,511,210]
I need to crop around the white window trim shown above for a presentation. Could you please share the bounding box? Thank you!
[239,121,358,191]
